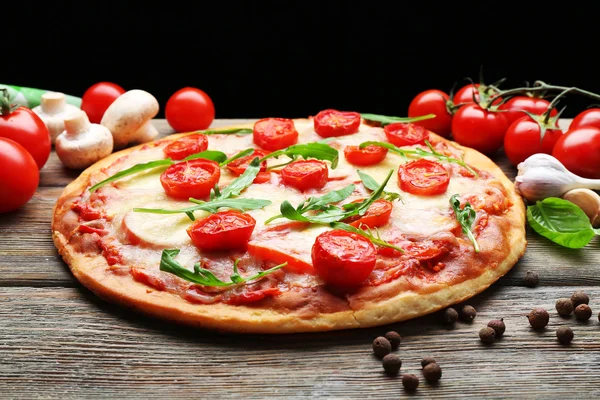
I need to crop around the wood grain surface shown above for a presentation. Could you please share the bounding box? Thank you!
[1,119,599,399]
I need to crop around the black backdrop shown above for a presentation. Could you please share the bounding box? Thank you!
[5,1,600,119]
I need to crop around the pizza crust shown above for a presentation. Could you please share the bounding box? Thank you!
[52,120,526,334]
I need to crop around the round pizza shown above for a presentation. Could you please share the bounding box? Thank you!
[52,110,527,334]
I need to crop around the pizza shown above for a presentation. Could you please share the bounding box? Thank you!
[51,110,527,334]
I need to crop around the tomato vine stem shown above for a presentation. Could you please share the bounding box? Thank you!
[493,81,600,103]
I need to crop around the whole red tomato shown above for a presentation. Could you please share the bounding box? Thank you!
[504,115,563,167]
[499,96,558,125]
[0,97,51,169]
[0,137,39,213]
[552,126,600,179]
[407,89,453,137]
[454,83,501,106]
[166,87,215,132]
[81,82,126,123]
[451,104,509,155]
[568,108,600,131]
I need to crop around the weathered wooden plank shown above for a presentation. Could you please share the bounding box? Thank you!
[0,286,599,398]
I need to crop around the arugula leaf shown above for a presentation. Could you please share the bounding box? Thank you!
[527,197,599,249]
[197,127,253,135]
[184,150,227,163]
[331,222,404,253]
[450,194,480,252]
[218,157,261,198]
[360,113,436,126]
[357,170,402,202]
[259,142,339,169]
[159,249,286,287]
[219,148,254,167]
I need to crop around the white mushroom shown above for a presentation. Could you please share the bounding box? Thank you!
[562,189,600,228]
[55,111,114,169]
[32,92,81,144]
[100,89,159,149]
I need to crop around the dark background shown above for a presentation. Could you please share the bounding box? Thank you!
[5,1,600,119]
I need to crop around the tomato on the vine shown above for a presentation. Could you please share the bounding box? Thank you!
[166,87,215,133]
[454,83,502,106]
[498,96,558,125]
[451,104,509,155]
[0,138,39,213]
[552,126,600,179]
[503,115,563,167]
[568,108,600,131]
[81,82,126,124]
[407,89,453,137]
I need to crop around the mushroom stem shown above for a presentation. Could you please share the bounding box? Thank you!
[41,92,66,114]
[64,112,92,136]
[133,121,159,143]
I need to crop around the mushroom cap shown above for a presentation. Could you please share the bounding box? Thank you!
[32,92,81,144]
[101,89,159,149]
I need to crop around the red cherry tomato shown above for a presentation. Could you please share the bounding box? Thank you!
[187,211,256,251]
[226,149,269,176]
[160,159,221,200]
[498,96,557,125]
[569,108,600,131]
[504,116,563,167]
[253,118,298,151]
[311,229,377,288]
[281,160,328,191]
[384,123,429,147]
[454,83,501,105]
[163,134,209,160]
[407,89,453,137]
[343,199,393,228]
[165,87,215,133]
[552,126,600,179]
[398,159,450,196]
[0,138,39,213]
[343,144,388,166]
[0,105,50,169]
[313,109,361,138]
[451,104,509,155]
[81,82,126,124]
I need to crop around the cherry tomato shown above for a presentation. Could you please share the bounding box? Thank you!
[498,96,557,125]
[281,160,328,191]
[165,87,215,133]
[384,123,429,147]
[569,108,600,131]
[343,144,388,166]
[313,109,361,138]
[552,126,600,179]
[187,211,256,251]
[0,104,50,169]
[407,89,453,137]
[0,138,39,213]
[311,229,377,288]
[398,159,449,196]
[451,104,509,154]
[226,149,268,176]
[343,199,393,228]
[253,118,298,151]
[160,159,221,200]
[81,82,126,124]
[163,134,209,160]
[454,83,501,105]
[504,116,563,167]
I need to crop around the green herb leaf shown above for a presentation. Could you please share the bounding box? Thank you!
[450,194,480,252]
[259,142,339,169]
[331,222,404,253]
[134,198,271,220]
[217,157,262,199]
[360,113,436,126]
[357,170,402,202]
[197,127,253,135]
[219,148,255,167]
[183,150,227,163]
[527,197,597,249]
[160,249,286,287]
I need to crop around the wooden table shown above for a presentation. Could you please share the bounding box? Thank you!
[1,119,599,399]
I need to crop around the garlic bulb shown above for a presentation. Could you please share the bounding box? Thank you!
[514,154,600,202]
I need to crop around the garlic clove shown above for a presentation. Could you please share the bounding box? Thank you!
[562,188,600,228]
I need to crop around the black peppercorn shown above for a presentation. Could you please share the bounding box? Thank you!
[487,319,506,337]
[422,362,442,383]
[421,357,436,369]
[442,307,459,325]
[555,298,574,317]
[402,374,419,391]
[571,291,590,308]
[479,326,496,344]
[523,271,539,287]
[459,305,477,322]
[384,331,401,350]
[556,326,574,344]
[574,304,592,321]
[527,308,550,330]
[372,336,392,358]
[382,354,402,375]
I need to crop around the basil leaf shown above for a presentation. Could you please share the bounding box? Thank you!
[450,194,480,252]
[89,159,173,193]
[360,113,435,126]
[198,127,253,135]
[219,148,255,167]
[217,157,261,199]
[527,197,597,249]
[183,150,227,163]
[260,142,339,169]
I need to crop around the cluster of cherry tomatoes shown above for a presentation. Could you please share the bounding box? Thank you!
[407,81,600,179]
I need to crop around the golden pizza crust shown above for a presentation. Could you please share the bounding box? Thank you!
[52,120,526,334]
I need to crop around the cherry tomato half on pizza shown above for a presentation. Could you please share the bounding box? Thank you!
[160,159,221,200]
[384,123,429,147]
[281,160,328,191]
[187,211,256,251]
[314,109,361,138]
[343,144,388,166]
[342,199,393,228]
[397,159,450,196]
[226,149,269,176]
[163,134,209,160]
[253,118,298,151]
